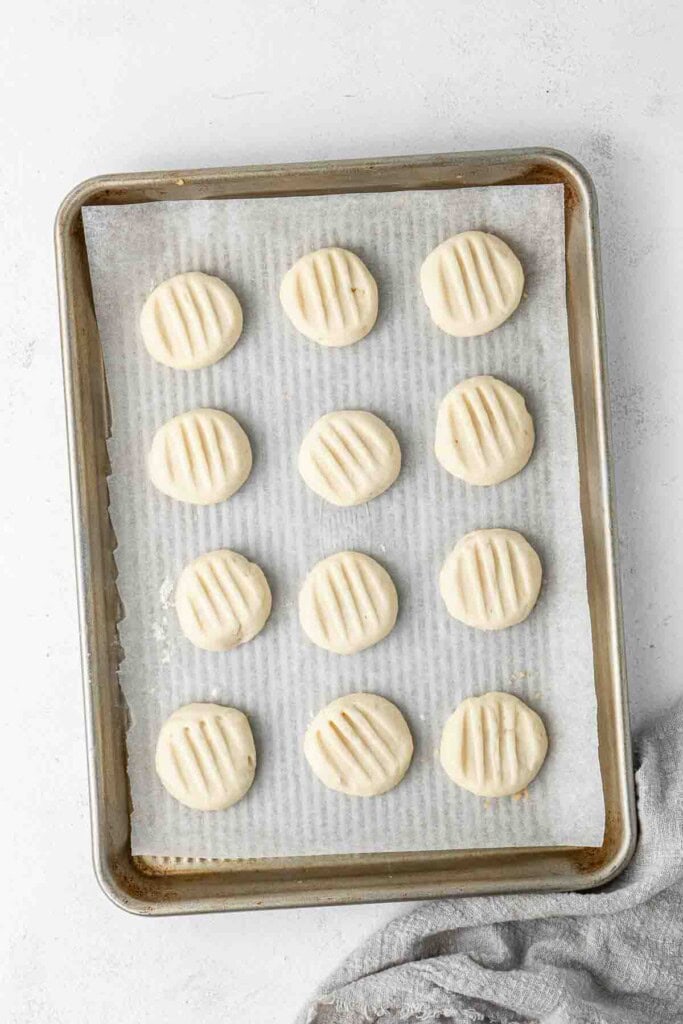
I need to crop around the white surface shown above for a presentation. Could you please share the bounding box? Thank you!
[84,182,603,859]
[2,1,682,1021]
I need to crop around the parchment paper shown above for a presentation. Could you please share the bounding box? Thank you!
[83,183,605,857]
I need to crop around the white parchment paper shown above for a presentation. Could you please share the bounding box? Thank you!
[83,184,605,857]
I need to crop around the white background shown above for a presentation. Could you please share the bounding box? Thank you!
[2,1,682,1021]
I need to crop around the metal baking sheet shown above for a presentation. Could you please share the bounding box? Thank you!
[55,149,635,914]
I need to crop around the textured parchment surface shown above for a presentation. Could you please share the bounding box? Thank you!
[83,183,604,857]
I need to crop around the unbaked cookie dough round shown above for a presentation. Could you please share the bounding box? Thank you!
[420,231,524,337]
[280,247,378,347]
[155,703,256,810]
[304,692,413,796]
[299,551,398,655]
[140,271,243,370]
[299,410,401,506]
[439,529,542,630]
[440,692,548,797]
[175,549,272,651]
[148,408,252,505]
[435,376,534,485]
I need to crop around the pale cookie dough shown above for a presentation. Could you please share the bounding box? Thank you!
[304,692,413,796]
[155,703,256,810]
[280,247,378,347]
[140,271,243,369]
[148,408,252,505]
[420,230,524,337]
[299,410,401,506]
[299,551,398,655]
[175,549,272,651]
[440,692,548,797]
[440,528,542,630]
[435,375,534,485]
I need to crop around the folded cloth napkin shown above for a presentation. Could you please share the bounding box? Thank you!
[301,701,683,1024]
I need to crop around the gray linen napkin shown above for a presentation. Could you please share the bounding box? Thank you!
[301,702,683,1024]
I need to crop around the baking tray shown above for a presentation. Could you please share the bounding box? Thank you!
[55,148,636,915]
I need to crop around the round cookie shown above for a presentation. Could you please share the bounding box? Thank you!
[140,271,243,370]
[440,692,548,797]
[420,230,524,337]
[299,551,398,655]
[148,408,252,505]
[299,410,401,506]
[175,549,272,652]
[280,247,378,347]
[155,703,256,810]
[435,375,534,485]
[439,528,542,630]
[304,692,413,796]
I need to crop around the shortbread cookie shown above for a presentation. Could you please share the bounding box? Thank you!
[435,376,534,485]
[175,549,271,651]
[299,410,401,506]
[420,231,524,337]
[304,692,413,796]
[439,529,542,630]
[299,551,398,654]
[155,703,256,810]
[148,408,252,505]
[280,247,378,347]
[440,692,548,797]
[141,271,243,369]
